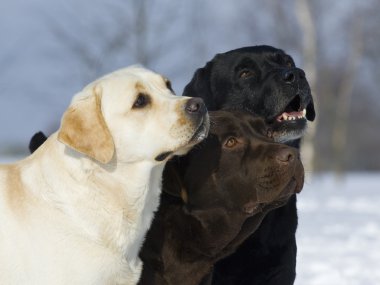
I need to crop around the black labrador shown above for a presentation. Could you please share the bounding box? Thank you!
[138,111,304,285]
[182,45,315,285]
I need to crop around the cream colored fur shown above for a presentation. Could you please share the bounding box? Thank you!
[0,66,209,285]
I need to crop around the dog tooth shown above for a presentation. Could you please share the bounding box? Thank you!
[302,109,306,117]
[283,114,288,120]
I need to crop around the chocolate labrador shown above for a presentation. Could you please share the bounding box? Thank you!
[182,45,315,285]
[137,110,304,285]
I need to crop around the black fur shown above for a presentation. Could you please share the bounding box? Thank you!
[182,45,315,285]
[29,131,48,153]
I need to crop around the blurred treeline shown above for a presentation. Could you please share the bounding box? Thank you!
[0,0,379,172]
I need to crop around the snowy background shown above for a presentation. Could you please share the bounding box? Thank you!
[0,151,380,285]
[1,160,379,285]
[297,173,380,285]
[1,0,380,284]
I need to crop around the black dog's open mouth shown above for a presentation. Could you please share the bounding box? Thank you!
[275,95,306,123]
[266,95,312,143]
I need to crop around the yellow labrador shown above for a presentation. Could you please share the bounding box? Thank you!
[0,66,209,285]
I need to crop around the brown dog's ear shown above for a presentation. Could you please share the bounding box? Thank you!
[58,86,114,164]
[162,160,188,204]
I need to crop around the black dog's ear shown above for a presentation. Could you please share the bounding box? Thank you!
[183,60,216,110]
[306,98,316,121]
[29,131,48,153]
[162,159,189,204]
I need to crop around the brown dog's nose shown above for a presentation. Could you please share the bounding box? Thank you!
[276,148,296,164]
[185,98,206,116]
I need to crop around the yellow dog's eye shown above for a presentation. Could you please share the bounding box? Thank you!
[133,93,150,109]
[224,137,238,148]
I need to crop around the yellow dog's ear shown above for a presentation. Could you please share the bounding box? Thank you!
[58,86,115,164]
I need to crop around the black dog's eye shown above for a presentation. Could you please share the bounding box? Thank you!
[133,93,150,109]
[286,61,293,68]
[239,70,255,79]
[224,137,238,148]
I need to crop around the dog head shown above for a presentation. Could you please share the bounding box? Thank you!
[164,110,304,216]
[58,66,209,164]
[183,45,315,143]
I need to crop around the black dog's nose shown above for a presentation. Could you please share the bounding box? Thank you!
[282,70,296,83]
[185,98,206,115]
[275,148,296,164]
[282,68,306,84]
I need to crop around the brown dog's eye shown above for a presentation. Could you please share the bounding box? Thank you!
[239,70,254,79]
[224,137,238,148]
[133,93,150,109]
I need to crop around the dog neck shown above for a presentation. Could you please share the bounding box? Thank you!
[26,132,164,262]
[183,207,247,258]
[140,199,250,285]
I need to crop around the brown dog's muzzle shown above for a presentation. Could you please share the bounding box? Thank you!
[256,146,304,203]
[274,147,296,165]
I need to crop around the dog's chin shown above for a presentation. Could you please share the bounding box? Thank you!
[267,118,307,143]
[278,176,303,198]
[189,117,210,145]
[258,179,300,213]
[160,116,210,160]
[189,115,210,144]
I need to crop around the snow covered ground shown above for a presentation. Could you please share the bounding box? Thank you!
[1,153,379,284]
[296,173,380,285]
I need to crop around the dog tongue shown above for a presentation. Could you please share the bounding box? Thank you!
[287,111,303,117]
